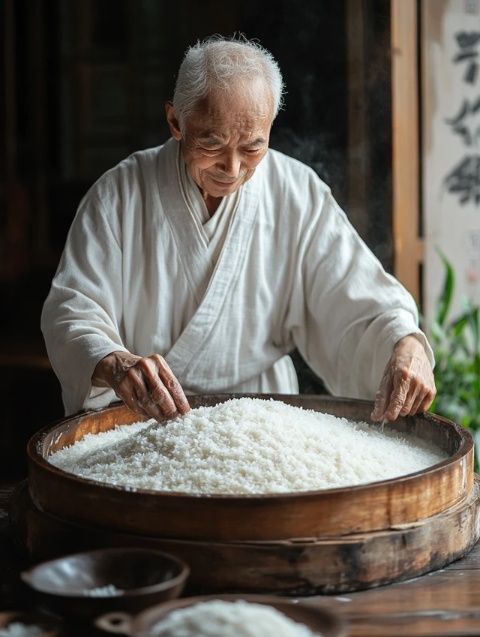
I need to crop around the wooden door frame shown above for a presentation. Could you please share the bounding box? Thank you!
[391,0,424,302]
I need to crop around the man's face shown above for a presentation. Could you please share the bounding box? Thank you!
[167,80,274,200]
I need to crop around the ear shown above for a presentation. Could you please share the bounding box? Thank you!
[165,102,182,140]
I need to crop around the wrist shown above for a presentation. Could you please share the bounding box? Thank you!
[394,333,427,357]
[92,350,138,388]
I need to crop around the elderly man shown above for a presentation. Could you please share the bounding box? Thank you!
[42,36,436,423]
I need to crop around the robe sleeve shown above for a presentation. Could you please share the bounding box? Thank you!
[41,191,128,415]
[288,188,434,400]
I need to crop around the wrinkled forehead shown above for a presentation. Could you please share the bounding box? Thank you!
[188,77,274,128]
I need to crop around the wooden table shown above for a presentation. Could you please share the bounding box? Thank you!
[2,482,480,637]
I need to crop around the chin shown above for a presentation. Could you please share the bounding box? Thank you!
[208,182,240,197]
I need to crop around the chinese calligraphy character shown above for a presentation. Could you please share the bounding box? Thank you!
[445,97,480,146]
[452,31,480,84]
[444,155,480,205]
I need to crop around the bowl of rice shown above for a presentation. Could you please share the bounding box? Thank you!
[95,595,349,637]
[21,548,189,618]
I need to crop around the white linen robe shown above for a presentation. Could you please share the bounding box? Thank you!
[41,138,432,415]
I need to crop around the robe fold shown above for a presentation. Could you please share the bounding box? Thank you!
[41,138,432,415]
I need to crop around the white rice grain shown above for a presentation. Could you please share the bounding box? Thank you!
[150,600,316,637]
[0,624,44,637]
[49,398,445,494]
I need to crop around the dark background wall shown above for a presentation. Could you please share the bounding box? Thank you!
[0,0,392,478]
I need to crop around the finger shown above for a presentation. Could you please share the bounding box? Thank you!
[137,360,178,416]
[118,386,149,419]
[137,395,170,422]
[384,371,410,421]
[118,359,178,418]
[371,395,384,422]
[116,367,151,418]
[418,388,436,414]
[131,378,172,422]
[152,355,191,414]
[371,374,392,421]
[150,384,178,417]
[411,389,427,415]
[399,384,421,416]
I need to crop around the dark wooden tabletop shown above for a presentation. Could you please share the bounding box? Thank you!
[307,551,480,636]
[2,482,480,637]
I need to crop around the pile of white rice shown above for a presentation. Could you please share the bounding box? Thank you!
[82,584,123,597]
[48,398,445,494]
[0,624,43,637]
[150,600,316,637]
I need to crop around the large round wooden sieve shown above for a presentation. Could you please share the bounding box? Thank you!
[27,394,473,542]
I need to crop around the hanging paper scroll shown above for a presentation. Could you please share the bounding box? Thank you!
[423,0,480,319]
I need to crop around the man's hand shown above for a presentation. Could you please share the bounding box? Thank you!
[92,351,191,421]
[371,335,436,422]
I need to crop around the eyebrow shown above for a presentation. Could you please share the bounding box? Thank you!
[198,136,267,147]
[246,137,267,146]
[197,135,224,146]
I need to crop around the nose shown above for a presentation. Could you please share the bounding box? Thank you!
[219,152,241,177]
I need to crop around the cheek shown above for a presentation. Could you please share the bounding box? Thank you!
[191,157,217,174]
[245,154,266,172]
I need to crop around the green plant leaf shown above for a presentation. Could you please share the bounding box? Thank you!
[468,306,479,354]
[435,249,454,328]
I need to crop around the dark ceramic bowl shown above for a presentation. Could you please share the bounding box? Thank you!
[21,547,189,619]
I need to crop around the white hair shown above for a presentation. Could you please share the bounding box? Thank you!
[172,35,285,130]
